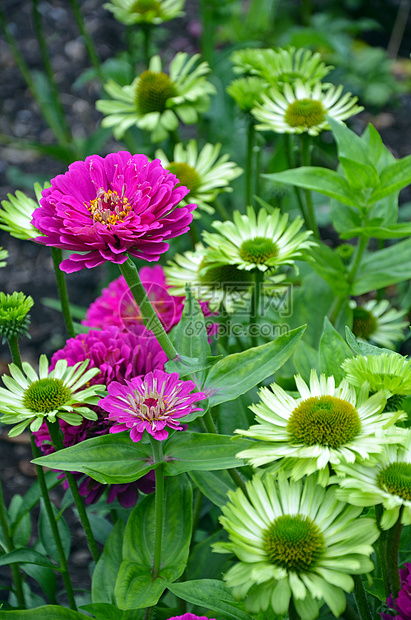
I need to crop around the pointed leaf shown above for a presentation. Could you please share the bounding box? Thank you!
[92,519,125,604]
[319,317,353,382]
[189,470,236,507]
[167,579,253,620]
[369,154,411,202]
[0,549,57,570]
[352,238,411,295]
[345,327,392,356]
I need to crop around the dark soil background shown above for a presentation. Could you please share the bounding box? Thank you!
[0,0,411,607]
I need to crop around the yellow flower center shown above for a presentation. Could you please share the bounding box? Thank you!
[130,0,161,16]
[239,236,278,265]
[377,462,411,501]
[135,71,177,114]
[284,99,326,128]
[265,514,324,573]
[167,162,201,194]
[287,395,361,449]
[352,307,378,340]
[23,378,71,414]
[87,188,131,228]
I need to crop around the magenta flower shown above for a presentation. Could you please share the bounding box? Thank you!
[381,564,411,620]
[167,615,215,620]
[99,369,205,441]
[31,152,196,273]
[34,325,166,506]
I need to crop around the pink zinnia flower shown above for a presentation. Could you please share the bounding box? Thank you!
[31,152,196,273]
[167,615,215,620]
[34,325,166,506]
[381,564,411,620]
[99,369,205,441]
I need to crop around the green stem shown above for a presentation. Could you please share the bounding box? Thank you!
[284,134,309,229]
[300,134,319,239]
[246,116,255,208]
[118,257,178,360]
[8,336,23,371]
[214,198,230,221]
[30,435,77,610]
[375,504,390,597]
[149,436,164,578]
[250,269,263,348]
[203,408,218,434]
[32,0,71,144]
[387,511,403,599]
[142,25,152,68]
[329,236,369,326]
[199,0,214,64]
[0,478,26,607]
[45,420,100,564]
[352,574,372,620]
[50,248,76,339]
[67,0,103,80]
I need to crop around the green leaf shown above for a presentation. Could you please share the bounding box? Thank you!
[9,495,31,548]
[38,499,71,562]
[10,472,59,536]
[293,341,320,383]
[186,530,232,580]
[21,562,57,604]
[115,475,192,609]
[319,318,353,382]
[169,285,211,363]
[204,326,306,406]
[189,470,236,507]
[92,519,125,604]
[364,578,387,602]
[345,327,392,356]
[339,156,380,189]
[340,222,411,239]
[327,116,376,168]
[352,238,411,295]
[0,607,85,618]
[163,432,251,475]
[32,433,155,484]
[81,603,144,619]
[308,243,350,297]
[369,154,411,203]
[167,579,253,620]
[0,549,57,570]
[264,167,360,207]
[165,354,221,377]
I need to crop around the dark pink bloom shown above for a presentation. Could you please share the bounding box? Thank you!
[99,369,205,441]
[167,615,215,620]
[381,564,411,620]
[34,325,166,506]
[32,152,196,273]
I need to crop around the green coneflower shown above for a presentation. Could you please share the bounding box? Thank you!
[236,370,400,482]
[155,140,243,214]
[103,0,185,25]
[226,76,268,113]
[252,80,362,136]
[0,356,105,436]
[0,183,47,240]
[0,292,34,344]
[96,53,215,141]
[350,299,408,350]
[202,206,315,272]
[213,472,379,619]
[335,428,411,530]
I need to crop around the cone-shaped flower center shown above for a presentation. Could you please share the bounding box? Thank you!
[265,514,324,572]
[287,395,361,449]
[87,188,131,227]
[23,378,71,413]
[131,0,161,15]
[199,260,253,290]
[167,162,201,193]
[135,71,177,114]
[284,99,326,128]
[377,462,411,501]
[239,236,278,264]
[352,307,377,340]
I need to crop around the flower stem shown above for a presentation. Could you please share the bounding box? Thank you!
[50,248,76,339]
[118,257,178,360]
[246,115,255,208]
[250,269,263,348]
[7,336,23,371]
[149,436,164,579]
[284,134,310,230]
[142,25,152,68]
[199,0,214,65]
[0,477,26,607]
[30,434,77,610]
[67,0,103,80]
[45,420,100,564]
[387,511,403,599]
[300,134,319,239]
[375,504,390,597]
[353,574,372,620]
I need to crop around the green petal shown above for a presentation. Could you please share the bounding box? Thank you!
[271,577,291,615]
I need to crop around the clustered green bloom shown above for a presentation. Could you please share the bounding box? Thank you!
[0,292,34,344]
[0,355,106,436]
[0,182,47,240]
[342,352,411,396]
[226,76,267,113]
[103,0,185,25]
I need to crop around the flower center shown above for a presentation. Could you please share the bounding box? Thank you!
[198,260,253,291]
[167,162,202,194]
[87,188,131,228]
[23,378,71,414]
[284,99,326,128]
[352,307,378,340]
[376,462,411,501]
[130,0,161,16]
[287,395,361,449]
[265,514,324,573]
[127,387,172,427]
[135,71,177,114]
[239,236,278,265]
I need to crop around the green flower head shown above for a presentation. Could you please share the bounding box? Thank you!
[350,299,408,349]
[342,352,411,396]
[103,0,185,25]
[213,472,379,620]
[0,292,34,344]
[226,77,267,113]
[0,182,47,240]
